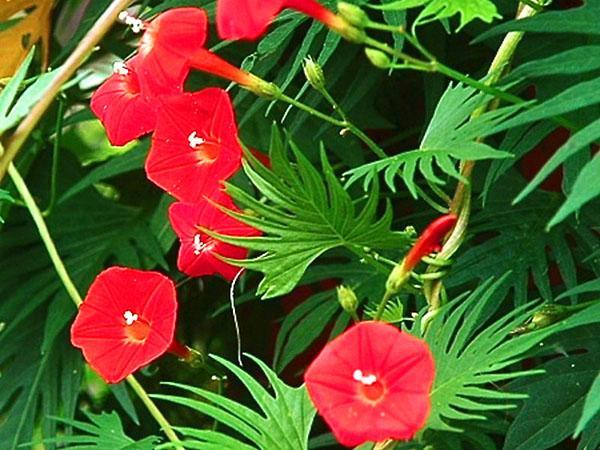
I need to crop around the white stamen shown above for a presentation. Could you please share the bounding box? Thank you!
[113,61,129,76]
[188,131,206,149]
[123,310,138,325]
[353,369,377,386]
[193,234,207,255]
[119,11,144,33]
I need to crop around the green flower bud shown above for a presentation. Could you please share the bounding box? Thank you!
[337,2,369,28]
[385,262,410,294]
[365,48,392,69]
[531,304,569,329]
[303,57,326,90]
[337,285,358,314]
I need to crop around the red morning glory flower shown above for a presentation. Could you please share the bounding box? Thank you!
[216,0,347,41]
[145,88,243,202]
[135,7,208,94]
[168,191,260,281]
[403,214,457,272]
[304,321,435,447]
[90,56,181,146]
[70,267,179,384]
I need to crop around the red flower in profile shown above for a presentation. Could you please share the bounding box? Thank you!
[70,267,178,383]
[304,321,435,447]
[168,191,260,280]
[136,7,208,93]
[90,56,181,146]
[217,0,346,41]
[404,214,457,271]
[145,88,243,202]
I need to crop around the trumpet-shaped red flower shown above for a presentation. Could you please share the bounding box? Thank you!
[404,214,457,271]
[304,321,435,447]
[145,88,243,202]
[217,0,346,41]
[136,7,208,93]
[168,191,260,280]
[90,56,181,146]
[70,267,178,384]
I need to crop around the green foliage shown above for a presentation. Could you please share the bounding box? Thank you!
[153,354,316,450]
[372,0,500,30]
[505,351,600,450]
[344,83,515,197]
[0,188,15,222]
[213,125,410,298]
[415,275,600,432]
[575,372,600,438]
[45,411,159,449]
[273,261,384,372]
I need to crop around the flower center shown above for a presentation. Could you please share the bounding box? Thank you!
[113,61,129,76]
[193,233,209,255]
[353,369,386,403]
[119,11,145,33]
[123,310,151,343]
[188,131,206,149]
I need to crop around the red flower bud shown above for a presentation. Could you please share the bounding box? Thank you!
[404,214,457,272]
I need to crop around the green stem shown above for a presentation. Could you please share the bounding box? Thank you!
[365,20,405,33]
[276,92,388,158]
[6,156,182,448]
[7,161,83,306]
[43,97,65,217]
[373,289,394,321]
[0,0,134,182]
[126,376,182,447]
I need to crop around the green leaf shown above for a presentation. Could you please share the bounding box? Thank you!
[474,1,600,42]
[153,354,316,450]
[507,45,600,79]
[415,275,600,432]
[45,411,159,449]
[0,188,16,223]
[372,0,500,30]
[547,155,600,229]
[575,372,600,437]
[505,353,600,450]
[345,83,516,197]
[212,126,410,299]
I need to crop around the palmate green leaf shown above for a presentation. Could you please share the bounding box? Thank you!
[44,411,159,449]
[211,125,410,299]
[344,83,516,197]
[415,275,600,433]
[372,0,500,30]
[153,354,316,450]
[450,185,596,305]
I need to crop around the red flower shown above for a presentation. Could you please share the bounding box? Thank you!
[168,191,260,280]
[217,0,346,41]
[404,214,457,271]
[70,267,178,384]
[90,56,181,146]
[145,88,243,202]
[136,7,208,93]
[304,321,435,447]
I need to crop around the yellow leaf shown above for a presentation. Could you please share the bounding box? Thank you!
[0,0,53,78]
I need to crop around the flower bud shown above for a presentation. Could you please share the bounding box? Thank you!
[337,2,369,27]
[337,285,358,314]
[385,262,411,295]
[303,57,326,90]
[365,48,392,69]
[531,304,569,329]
